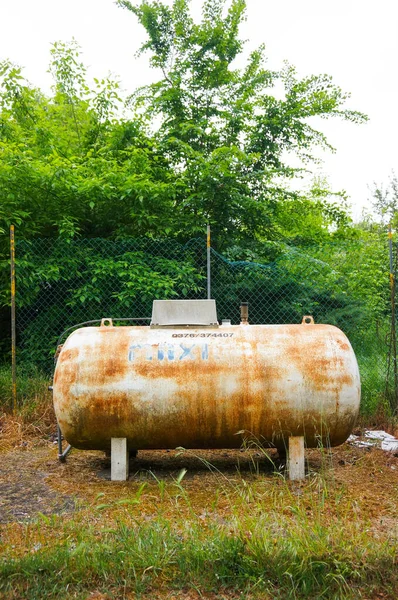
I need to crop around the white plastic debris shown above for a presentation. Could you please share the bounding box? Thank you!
[347,430,398,453]
[364,430,396,441]
[381,439,398,452]
[347,434,373,448]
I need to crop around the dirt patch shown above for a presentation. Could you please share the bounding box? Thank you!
[0,447,75,523]
[0,440,281,523]
[1,429,398,535]
[2,434,398,599]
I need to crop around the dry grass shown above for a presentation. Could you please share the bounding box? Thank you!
[1,427,398,599]
[1,378,398,599]
[0,365,54,454]
[0,405,55,454]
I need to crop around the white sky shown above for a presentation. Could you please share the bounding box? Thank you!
[0,0,397,220]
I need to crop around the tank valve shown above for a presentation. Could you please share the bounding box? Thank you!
[240,302,249,325]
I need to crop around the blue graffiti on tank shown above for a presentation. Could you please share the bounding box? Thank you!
[128,343,209,362]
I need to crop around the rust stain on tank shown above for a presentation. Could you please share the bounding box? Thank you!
[335,338,350,352]
[53,323,361,451]
[283,329,353,396]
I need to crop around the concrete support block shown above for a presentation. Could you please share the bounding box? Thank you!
[111,438,129,481]
[288,436,305,480]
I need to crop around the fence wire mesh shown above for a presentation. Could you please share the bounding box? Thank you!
[14,235,396,414]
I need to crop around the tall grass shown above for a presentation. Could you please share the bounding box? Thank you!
[357,354,390,418]
[1,474,397,600]
[1,409,397,598]
[0,365,54,451]
[0,364,50,415]
[0,348,396,599]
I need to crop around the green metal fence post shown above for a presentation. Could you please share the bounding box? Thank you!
[388,224,398,412]
[10,224,17,412]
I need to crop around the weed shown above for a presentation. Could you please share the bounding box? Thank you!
[1,509,397,599]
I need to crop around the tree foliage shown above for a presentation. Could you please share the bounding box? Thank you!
[369,172,398,227]
[118,0,366,246]
[1,0,383,377]
[0,41,183,247]
[0,3,368,255]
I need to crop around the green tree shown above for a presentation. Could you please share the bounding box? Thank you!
[117,0,367,249]
[0,11,379,390]
[0,41,185,357]
[369,172,398,226]
[0,41,178,244]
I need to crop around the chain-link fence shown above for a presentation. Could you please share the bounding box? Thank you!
[14,235,395,414]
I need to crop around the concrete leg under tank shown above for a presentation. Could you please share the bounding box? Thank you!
[288,436,305,480]
[111,438,129,481]
[109,436,305,481]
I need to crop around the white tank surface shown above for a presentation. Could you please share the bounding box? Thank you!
[53,305,360,453]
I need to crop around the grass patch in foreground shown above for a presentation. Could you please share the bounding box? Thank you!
[1,509,397,600]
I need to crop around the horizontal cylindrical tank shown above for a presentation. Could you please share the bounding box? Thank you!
[53,321,360,451]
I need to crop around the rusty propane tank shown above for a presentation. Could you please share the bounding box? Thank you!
[53,300,360,464]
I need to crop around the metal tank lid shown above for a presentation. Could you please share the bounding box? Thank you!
[150,299,218,328]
